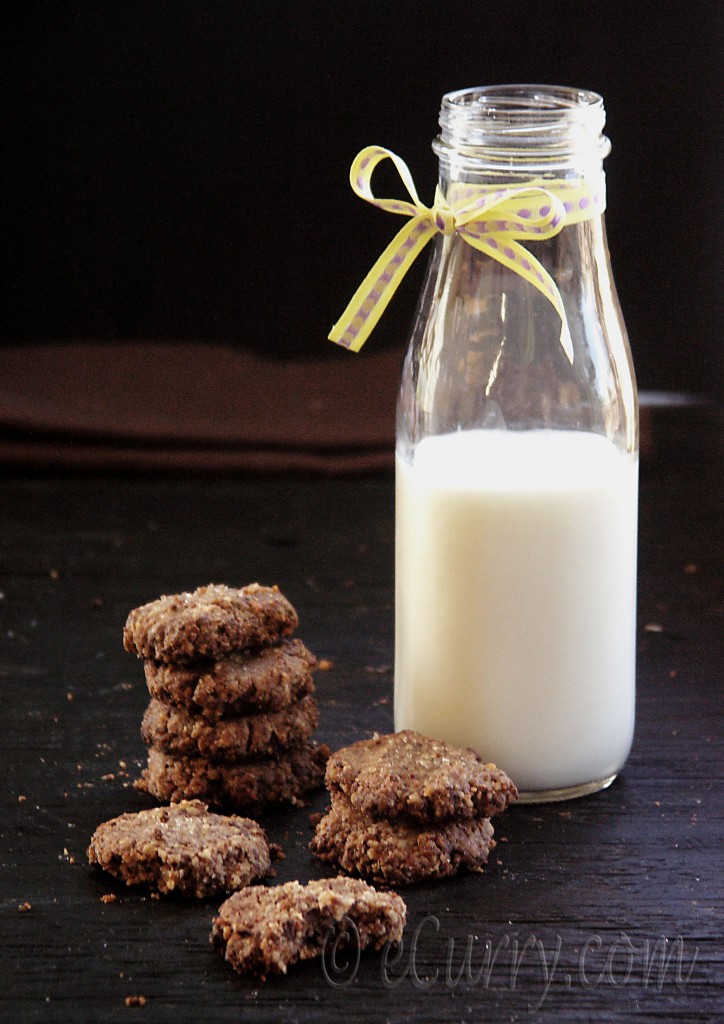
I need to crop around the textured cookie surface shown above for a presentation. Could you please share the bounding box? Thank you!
[141,694,319,761]
[123,583,298,664]
[310,793,495,885]
[211,877,406,978]
[87,800,272,897]
[144,638,316,718]
[136,742,329,810]
[326,730,517,823]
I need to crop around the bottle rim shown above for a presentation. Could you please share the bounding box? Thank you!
[435,84,611,172]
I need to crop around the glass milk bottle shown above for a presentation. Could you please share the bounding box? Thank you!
[395,86,638,801]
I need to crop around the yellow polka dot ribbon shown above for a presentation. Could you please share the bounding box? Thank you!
[328,145,606,361]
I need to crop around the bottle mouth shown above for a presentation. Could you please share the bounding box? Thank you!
[435,85,611,173]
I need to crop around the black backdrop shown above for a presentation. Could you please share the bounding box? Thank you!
[9,1,723,396]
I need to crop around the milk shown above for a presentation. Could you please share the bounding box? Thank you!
[395,429,638,798]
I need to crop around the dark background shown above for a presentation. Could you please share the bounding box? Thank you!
[8,1,723,396]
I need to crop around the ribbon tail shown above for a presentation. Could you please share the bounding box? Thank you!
[329,216,436,352]
[461,233,574,363]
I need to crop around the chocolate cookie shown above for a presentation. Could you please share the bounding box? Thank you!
[87,800,273,897]
[326,730,517,823]
[310,793,496,885]
[140,695,320,761]
[211,877,406,978]
[136,742,329,810]
[143,638,317,719]
[123,583,298,664]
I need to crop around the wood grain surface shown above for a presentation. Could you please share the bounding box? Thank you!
[1,407,721,1023]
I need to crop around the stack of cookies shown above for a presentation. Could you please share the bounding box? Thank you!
[123,583,329,810]
[311,730,517,885]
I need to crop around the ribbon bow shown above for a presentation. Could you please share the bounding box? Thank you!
[328,145,587,361]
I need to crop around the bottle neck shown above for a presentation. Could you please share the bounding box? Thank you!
[433,84,610,188]
[434,86,610,262]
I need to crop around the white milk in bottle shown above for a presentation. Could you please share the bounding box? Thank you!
[395,429,638,798]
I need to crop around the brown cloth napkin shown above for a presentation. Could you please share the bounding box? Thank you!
[0,342,404,473]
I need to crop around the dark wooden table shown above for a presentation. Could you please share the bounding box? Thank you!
[1,406,721,1023]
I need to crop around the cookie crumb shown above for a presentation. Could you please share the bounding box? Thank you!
[18,794,26,803]
[100,893,118,904]
[317,659,334,671]
[18,901,32,913]
[124,995,147,1007]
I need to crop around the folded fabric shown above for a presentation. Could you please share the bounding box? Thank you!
[0,341,403,473]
